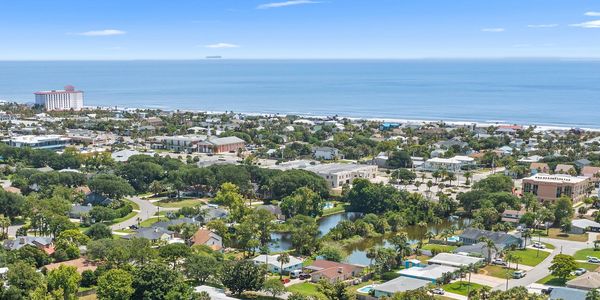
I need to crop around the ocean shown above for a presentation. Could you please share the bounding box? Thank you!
[0,59,599,128]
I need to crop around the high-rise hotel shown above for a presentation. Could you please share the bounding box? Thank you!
[34,85,84,111]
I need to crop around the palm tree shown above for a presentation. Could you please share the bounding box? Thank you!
[366,247,378,273]
[425,231,436,243]
[464,171,473,186]
[479,237,498,264]
[276,253,290,280]
[521,230,531,249]
[586,289,600,300]
[504,252,515,270]
[510,256,521,271]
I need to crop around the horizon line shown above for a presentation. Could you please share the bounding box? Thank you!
[2,56,600,62]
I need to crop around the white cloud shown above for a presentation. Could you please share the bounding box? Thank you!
[570,20,600,28]
[527,24,558,28]
[77,29,126,36]
[584,11,600,17]
[481,28,505,32]
[204,43,240,49]
[257,0,319,9]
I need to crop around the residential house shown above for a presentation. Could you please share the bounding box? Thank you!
[555,164,576,174]
[200,206,229,222]
[458,228,522,249]
[529,163,550,175]
[190,229,223,251]
[567,272,600,290]
[194,286,237,300]
[575,159,592,169]
[454,243,497,261]
[252,254,303,274]
[427,253,484,268]
[3,236,55,254]
[256,205,285,220]
[371,277,430,298]
[397,264,457,283]
[571,219,600,234]
[122,227,175,243]
[549,287,587,300]
[582,166,600,184]
[313,147,343,160]
[501,208,526,223]
[69,204,93,220]
[305,260,364,283]
[152,217,201,231]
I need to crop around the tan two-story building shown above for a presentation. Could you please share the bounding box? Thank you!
[522,173,590,203]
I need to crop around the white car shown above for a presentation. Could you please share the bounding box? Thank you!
[573,268,587,276]
[431,288,445,295]
[588,257,600,263]
[532,242,545,249]
[492,258,507,266]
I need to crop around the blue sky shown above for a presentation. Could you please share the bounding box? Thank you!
[1,0,600,59]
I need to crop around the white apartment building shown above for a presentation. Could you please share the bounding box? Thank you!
[34,85,84,111]
[2,135,71,150]
[421,155,475,172]
[305,163,378,188]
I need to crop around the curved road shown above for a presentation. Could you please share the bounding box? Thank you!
[110,196,178,231]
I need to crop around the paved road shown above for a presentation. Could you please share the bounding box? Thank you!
[110,196,178,231]
[492,236,593,291]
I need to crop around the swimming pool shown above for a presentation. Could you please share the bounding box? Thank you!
[357,285,374,294]
[323,202,335,210]
[447,236,459,243]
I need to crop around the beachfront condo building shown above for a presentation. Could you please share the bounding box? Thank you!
[34,85,84,111]
[522,173,591,203]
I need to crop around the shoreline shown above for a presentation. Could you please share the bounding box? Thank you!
[87,105,600,132]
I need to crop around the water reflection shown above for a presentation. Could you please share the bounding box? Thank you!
[268,212,470,267]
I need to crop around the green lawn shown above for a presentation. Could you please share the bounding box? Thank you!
[574,248,600,260]
[155,198,205,208]
[287,282,325,299]
[535,262,598,286]
[421,244,457,253]
[442,281,485,296]
[321,202,348,217]
[140,217,162,227]
[479,265,513,279]
[533,228,588,242]
[508,248,549,267]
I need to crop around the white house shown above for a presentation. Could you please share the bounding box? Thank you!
[252,254,303,274]
[313,147,343,160]
[421,156,475,172]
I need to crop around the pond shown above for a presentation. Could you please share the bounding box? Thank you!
[268,212,470,259]
[344,217,472,266]
[269,212,362,252]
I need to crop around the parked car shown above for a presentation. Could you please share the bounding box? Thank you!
[281,278,291,284]
[541,287,553,295]
[431,288,445,295]
[573,268,587,276]
[532,242,545,249]
[513,270,526,279]
[492,258,507,266]
[290,270,302,278]
[299,274,311,280]
[588,257,600,263]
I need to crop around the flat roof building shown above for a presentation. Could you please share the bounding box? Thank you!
[523,173,590,203]
[304,163,378,188]
[35,85,84,111]
[2,135,70,150]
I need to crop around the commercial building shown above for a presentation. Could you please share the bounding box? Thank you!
[304,163,378,188]
[34,85,84,111]
[2,135,70,150]
[151,135,245,154]
[522,173,591,203]
[420,155,475,172]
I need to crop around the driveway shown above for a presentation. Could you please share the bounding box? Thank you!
[491,236,590,291]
